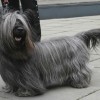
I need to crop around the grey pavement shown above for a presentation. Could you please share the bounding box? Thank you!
[0,15,100,100]
[37,0,100,5]
[0,0,100,5]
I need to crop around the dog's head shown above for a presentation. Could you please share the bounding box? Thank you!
[0,10,35,59]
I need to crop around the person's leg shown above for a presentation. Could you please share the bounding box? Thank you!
[1,0,20,11]
[21,0,41,41]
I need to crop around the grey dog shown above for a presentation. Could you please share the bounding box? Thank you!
[0,10,100,97]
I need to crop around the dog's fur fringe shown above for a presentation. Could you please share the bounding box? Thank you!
[0,10,100,96]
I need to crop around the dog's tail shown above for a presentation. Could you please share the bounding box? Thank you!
[76,29,100,49]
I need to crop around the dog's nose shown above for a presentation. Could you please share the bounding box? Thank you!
[17,27,23,31]
[13,27,26,42]
[13,26,26,34]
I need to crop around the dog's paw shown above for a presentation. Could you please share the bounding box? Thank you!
[15,90,32,97]
[15,88,42,97]
[2,85,13,93]
[71,83,89,88]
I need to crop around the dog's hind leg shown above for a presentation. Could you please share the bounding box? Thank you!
[68,64,91,88]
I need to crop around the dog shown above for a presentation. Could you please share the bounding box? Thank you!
[0,10,100,97]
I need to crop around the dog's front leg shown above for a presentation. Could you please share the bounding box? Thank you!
[15,87,45,97]
[15,88,36,97]
[2,84,18,93]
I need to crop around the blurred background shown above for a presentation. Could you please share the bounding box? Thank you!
[37,0,100,19]
[1,0,100,19]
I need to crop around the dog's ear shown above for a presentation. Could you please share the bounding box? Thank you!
[23,9,39,41]
[23,9,36,24]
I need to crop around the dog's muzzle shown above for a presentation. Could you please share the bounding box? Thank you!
[13,26,26,42]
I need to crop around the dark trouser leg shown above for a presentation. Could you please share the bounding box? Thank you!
[21,0,41,41]
[1,0,20,10]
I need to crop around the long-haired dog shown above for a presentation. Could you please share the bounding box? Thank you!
[0,10,100,97]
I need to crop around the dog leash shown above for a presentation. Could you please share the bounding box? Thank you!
[3,0,9,14]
